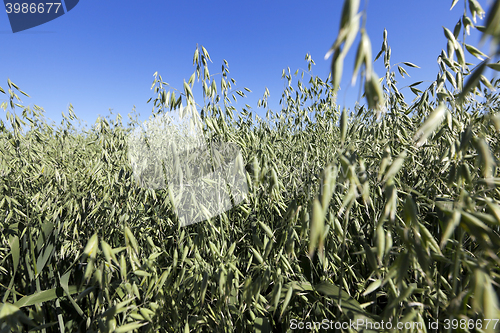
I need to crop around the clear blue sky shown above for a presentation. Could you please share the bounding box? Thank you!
[0,0,495,129]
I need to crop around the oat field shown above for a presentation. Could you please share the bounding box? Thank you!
[1,0,500,332]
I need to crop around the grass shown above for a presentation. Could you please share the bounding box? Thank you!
[1,0,500,332]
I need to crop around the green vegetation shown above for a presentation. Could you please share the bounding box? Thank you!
[1,0,500,332]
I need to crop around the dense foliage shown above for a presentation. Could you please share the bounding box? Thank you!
[1,0,500,332]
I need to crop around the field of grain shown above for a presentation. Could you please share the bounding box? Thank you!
[1,0,500,332]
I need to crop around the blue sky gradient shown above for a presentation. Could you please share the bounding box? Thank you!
[0,0,496,129]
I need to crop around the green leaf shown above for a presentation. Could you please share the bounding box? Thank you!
[440,208,460,247]
[403,62,420,68]
[183,80,193,100]
[330,50,344,90]
[409,81,423,87]
[403,195,419,226]
[133,270,152,277]
[340,107,348,145]
[315,281,344,297]
[459,60,487,102]
[472,137,496,180]
[398,65,410,78]
[483,278,500,332]
[36,243,55,277]
[445,70,457,89]
[453,18,462,38]
[443,27,459,49]
[413,103,448,147]
[362,279,382,296]
[376,225,385,261]
[199,272,209,306]
[193,47,199,65]
[101,240,117,265]
[258,221,274,239]
[361,31,373,74]
[83,233,98,259]
[468,0,485,23]
[101,298,136,318]
[476,25,486,33]
[339,0,360,30]
[314,281,369,318]
[486,200,500,225]
[487,62,500,71]
[382,150,407,182]
[60,271,84,317]
[254,316,272,333]
[55,299,65,333]
[188,72,196,87]
[340,14,361,60]
[8,236,19,274]
[309,198,325,257]
[15,286,79,308]
[465,44,488,60]
[280,283,294,319]
[352,37,365,85]
[418,222,442,254]
[364,72,384,111]
[251,248,264,265]
[115,321,148,333]
[480,75,494,90]
[201,45,211,62]
[0,302,34,326]
[124,227,139,255]
[455,42,466,66]
[481,0,500,47]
